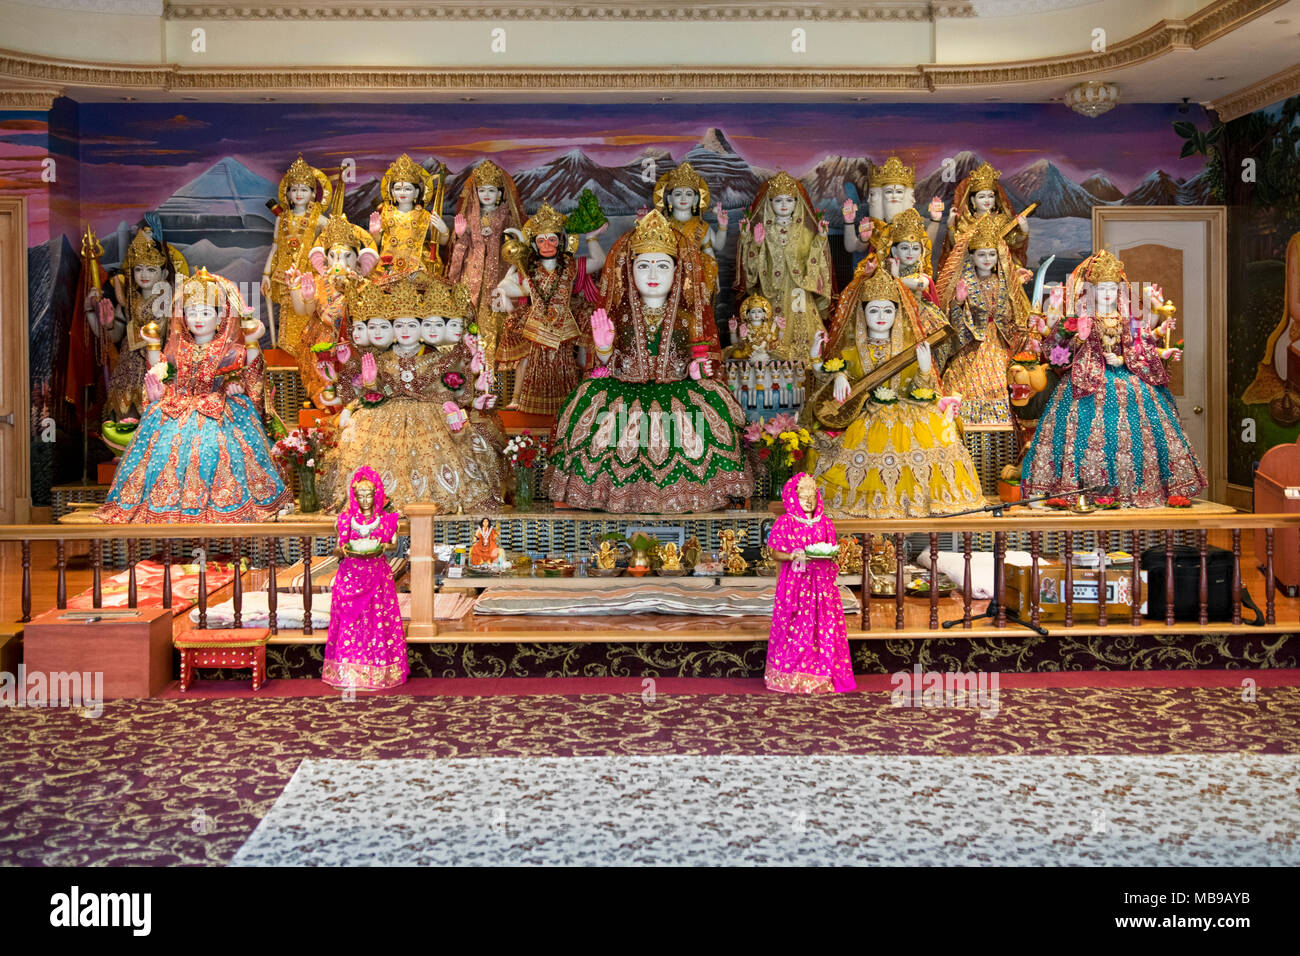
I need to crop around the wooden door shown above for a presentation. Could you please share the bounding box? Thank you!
[0,198,31,524]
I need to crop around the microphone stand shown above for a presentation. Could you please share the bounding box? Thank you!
[937,484,1110,635]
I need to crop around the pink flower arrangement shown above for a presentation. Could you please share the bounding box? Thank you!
[272,428,334,474]
[1094,495,1119,510]
[1049,344,1072,367]
[442,371,466,390]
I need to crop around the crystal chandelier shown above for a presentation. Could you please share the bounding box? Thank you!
[1065,81,1119,117]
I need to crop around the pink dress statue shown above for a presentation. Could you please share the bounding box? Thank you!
[322,465,408,690]
[765,472,856,694]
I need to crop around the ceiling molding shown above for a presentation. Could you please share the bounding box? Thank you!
[1208,61,1300,121]
[0,88,62,110]
[162,1,977,21]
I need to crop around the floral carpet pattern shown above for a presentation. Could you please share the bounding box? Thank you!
[231,754,1300,866]
[2,686,1299,866]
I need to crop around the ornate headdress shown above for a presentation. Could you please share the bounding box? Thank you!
[871,156,915,190]
[858,265,902,305]
[316,214,375,254]
[347,276,436,322]
[654,162,711,216]
[176,267,242,315]
[765,170,802,202]
[123,228,167,270]
[887,207,928,246]
[966,162,1000,194]
[278,154,332,209]
[422,277,474,319]
[1081,248,1126,284]
[629,209,679,257]
[521,203,567,243]
[470,159,505,190]
[740,293,773,319]
[380,153,434,205]
[966,213,1007,252]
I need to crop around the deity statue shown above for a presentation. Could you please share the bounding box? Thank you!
[1021,250,1206,507]
[842,156,943,269]
[261,155,331,356]
[659,541,683,572]
[547,209,753,512]
[655,162,728,349]
[807,266,984,517]
[725,293,787,362]
[289,193,380,410]
[83,227,178,441]
[941,161,1030,269]
[320,275,502,513]
[737,171,832,362]
[469,516,504,567]
[368,154,448,279]
[491,202,606,414]
[95,268,291,523]
[935,213,1033,426]
[594,540,619,570]
[445,159,525,363]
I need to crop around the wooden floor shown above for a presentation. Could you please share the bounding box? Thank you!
[1,532,1296,643]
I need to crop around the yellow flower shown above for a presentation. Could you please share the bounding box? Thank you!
[823,357,845,372]
[798,428,811,441]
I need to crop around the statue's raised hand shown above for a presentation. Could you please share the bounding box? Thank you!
[361,351,378,387]
[298,273,317,301]
[714,202,729,231]
[857,218,874,242]
[841,198,858,224]
[316,360,338,384]
[955,279,969,303]
[367,211,382,234]
[591,308,615,352]
[454,213,467,237]
[752,222,765,245]
[96,298,116,329]
[810,328,828,360]
[928,196,945,222]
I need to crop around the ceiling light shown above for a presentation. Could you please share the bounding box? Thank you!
[1064,81,1118,117]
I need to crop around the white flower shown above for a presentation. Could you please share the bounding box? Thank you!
[306,458,315,468]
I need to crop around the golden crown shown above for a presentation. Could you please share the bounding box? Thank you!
[382,154,432,203]
[179,267,239,312]
[740,293,773,318]
[858,266,902,305]
[966,213,1007,251]
[872,156,915,189]
[967,162,1000,194]
[887,207,928,245]
[656,162,711,212]
[348,276,435,322]
[1084,248,1126,284]
[282,154,317,190]
[629,209,679,257]
[124,228,166,270]
[423,277,474,319]
[471,159,506,189]
[316,214,375,253]
[522,203,567,241]
[766,170,802,201]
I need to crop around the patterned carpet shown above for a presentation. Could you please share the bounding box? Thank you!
[2,685,1299,865]
[232,754,1300,866]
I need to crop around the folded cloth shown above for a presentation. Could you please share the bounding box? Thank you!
[473,582,860,617]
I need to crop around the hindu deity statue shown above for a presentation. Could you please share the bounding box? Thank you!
[491,202,606,414]
[842,156,943,269]
[289,196,380,410]
[95,269,291,523]
[936,213,1033,426]
[725,293,787,362]
[445,159,524,363]
[261,155,331,356]
[1021,250,1205,507]
[83,227,178,444]
[320,275,501,513]
[368,153,448,279]
[806,266,984,517]
[737,171,832,361]
[942,161,1029,269]
[547,209,753,512]
[655,162,727,342]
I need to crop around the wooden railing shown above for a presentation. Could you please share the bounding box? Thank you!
[1,507,1296,640]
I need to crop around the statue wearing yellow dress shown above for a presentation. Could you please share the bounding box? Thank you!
[655,162,729,355]
[807,267,984,518]
[941,161,1029,270]
[367,154,449,279]
[737,171,832,361]
[725,293,787,362]
[261,155,331,356]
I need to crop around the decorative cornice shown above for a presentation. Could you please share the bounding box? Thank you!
[0,88,61,110]
[163,1,976,21]
[1208,61,1300,121]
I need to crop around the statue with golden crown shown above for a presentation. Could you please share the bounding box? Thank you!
[655,162,728,352]
[445,159,525,363]
[261,154,331,356]
[805,262,983,517]
[95,268,291,523]
[367,153,449,279]
[490,202,606,414]
[1020,249,1205,507]
[942,161,1030,269]
[936,212,1034,426]
[320,274,502,513]
[736,171,833,361]
[842,156,943,272]
[547,209,753,512]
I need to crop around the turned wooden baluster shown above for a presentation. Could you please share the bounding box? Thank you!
[1029,531,1041,629]
[1130,529,1141,627]
[127,539,138,609]
[995,531,1007,628]
[1164,530,1175,627]
[56,540,67,610]
[1097,530,1108,628]
[860,532,871,632]
[197,537,209,630]
[962,532,972,628]
[928,532,940,629]
[20,541,31,623]
[162,539,173,609]
[1265,528,1276,625]
[302,536,314,636]
[1231,529,1242,626]
[894,532,905,630]
[1063,531,1074,627]
[232,537,243,629]
[92,539,102,610]
[1198,531,1209,626]
[267,539,279,636]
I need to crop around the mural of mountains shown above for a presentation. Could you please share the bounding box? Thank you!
[1080,172,1123,201]
[674,127,763,210]
[913,150,1027,213]
[1123,169,1183,206]
[1178,170,1214,205]
[802,155,874,218]
[153,157,276,247]
[1005,159,1098,219]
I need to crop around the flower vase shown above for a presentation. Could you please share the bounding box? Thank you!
[513,464,535,511]
[296,467,320,514]
[768,460,792,501]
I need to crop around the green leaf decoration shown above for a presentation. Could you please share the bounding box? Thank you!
[564,189,608,235]
[1172,120,1199,140]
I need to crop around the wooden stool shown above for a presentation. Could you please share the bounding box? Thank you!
[174,628,272,692]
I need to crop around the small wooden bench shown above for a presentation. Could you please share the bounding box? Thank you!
[174,628,272,692]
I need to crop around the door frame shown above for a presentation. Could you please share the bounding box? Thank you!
[1092,204,1228,506]
[0,197,31,524]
